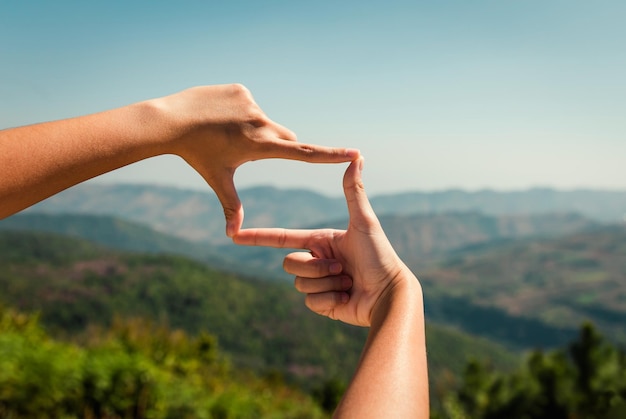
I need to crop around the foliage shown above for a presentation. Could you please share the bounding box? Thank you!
[433,323,626,419]
[312,378,347,414]
[0,306,325,418]
[0,230,517,394]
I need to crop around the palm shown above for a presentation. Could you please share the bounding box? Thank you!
[306,217,403,326]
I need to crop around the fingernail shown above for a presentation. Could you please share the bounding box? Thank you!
[330,262,342,274]
[226,223,236,238]
[341,276,353,289]
[358,157,364,172]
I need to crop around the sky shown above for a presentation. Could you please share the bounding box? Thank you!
[1,0,625,197]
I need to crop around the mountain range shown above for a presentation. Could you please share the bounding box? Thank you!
[22,183,626,244]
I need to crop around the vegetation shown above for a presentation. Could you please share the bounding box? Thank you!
[4,305,626,418]
[421,226,626,345]
[0,230,517,395]
[0,305,324,418]
[432,323,626,418]
[0,230,366,389]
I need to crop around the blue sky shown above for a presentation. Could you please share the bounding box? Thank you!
[1,0,625,196]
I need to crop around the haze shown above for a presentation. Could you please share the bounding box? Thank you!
[1,1,625,197]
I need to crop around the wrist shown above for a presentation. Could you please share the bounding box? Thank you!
[370,268,423,329]
[135,96,185,155]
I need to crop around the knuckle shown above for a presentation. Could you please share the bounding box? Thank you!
[284,128,298,142]
[222,206,238,220]
[277,229,288,247]
[229,83,251,97]
[297,144,316,156]
[312,259,326,277]
[246,107,268,127]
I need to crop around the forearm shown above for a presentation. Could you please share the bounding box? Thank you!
[335,273,429,418]
[0,99,170,218]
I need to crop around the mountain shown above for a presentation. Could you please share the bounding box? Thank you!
[214,211,600,279]
[0,229,519,391]
[2,211,599,283]
[370,187,626,223]
[420,225,626,346]
[21,183,626,244]
[0,213,247,275]
[23,183,346,245]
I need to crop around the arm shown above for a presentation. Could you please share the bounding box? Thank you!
[336,273,427,418]
[0,84,359,235]
[233,158,429,418]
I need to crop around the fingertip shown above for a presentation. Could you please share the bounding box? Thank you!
[226,223,235,238]
[226,220,238,238]
[225,207,244,238]
[347,148,361,159]
[343,156,380,229]
[343,157,365,190]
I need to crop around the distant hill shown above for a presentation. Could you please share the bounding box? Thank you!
[0,229,519,390]
[3,211,599,283]
[23,184,346,245]
[216,211,600,278]
[0,213,247,275]
[370,188,626,223]
[420,225,626,345]
[21,183,626,244]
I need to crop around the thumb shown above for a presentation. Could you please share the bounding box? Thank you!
[342,157,378,230]
[210,172,244,237]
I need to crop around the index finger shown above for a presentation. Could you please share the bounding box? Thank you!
[233,228,315,249]
[263,140,360,163]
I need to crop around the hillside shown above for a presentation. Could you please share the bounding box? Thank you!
[0,230,519,392]
[0,213,247,275]
[214,211,599,278]
[24,183,346,245]
[420,225,626,345]
[2,211,599,284]
[370,187,626,223]
[22,183,626,244]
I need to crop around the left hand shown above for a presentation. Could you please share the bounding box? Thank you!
[155,84,360,236]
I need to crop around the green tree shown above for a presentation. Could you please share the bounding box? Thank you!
[435,322,626,419]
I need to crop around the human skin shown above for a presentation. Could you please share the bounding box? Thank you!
[0,83,359,236]
[233,158,429,418]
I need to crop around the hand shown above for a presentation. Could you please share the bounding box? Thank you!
[233,157,417,327]
[235,157,428,417]
[155,84,360,237]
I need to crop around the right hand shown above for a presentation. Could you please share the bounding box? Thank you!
[233,157,419,327]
